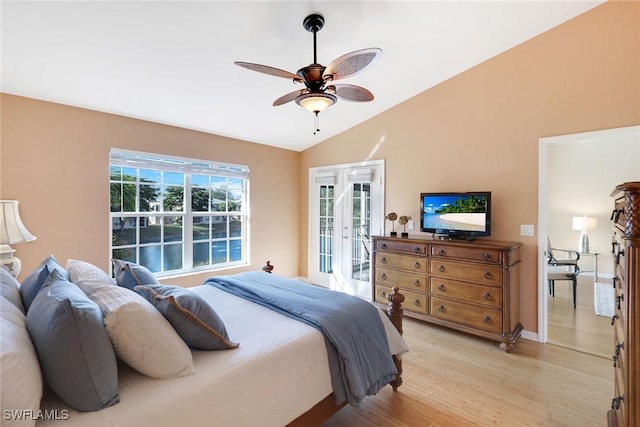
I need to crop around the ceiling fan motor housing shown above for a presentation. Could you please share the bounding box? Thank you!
[297,64,326,91]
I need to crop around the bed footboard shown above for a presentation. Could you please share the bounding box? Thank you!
[386,286,404,391]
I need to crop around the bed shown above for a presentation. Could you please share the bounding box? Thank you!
[1,260,407,427]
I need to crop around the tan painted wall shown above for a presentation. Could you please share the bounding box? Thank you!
[299,1,640,332]
[0,95,300,285]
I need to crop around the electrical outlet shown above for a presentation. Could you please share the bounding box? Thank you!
[520,224,535,236]
[408,220,414,230]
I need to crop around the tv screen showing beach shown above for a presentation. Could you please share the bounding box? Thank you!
[422,194,488,232]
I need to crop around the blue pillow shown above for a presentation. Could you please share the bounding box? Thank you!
[26,270,120,411]
[135,284,239,351]
[20,255,67,311]
[112,259,159,291]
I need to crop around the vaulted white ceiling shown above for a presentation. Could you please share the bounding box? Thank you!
[1,1,603,151]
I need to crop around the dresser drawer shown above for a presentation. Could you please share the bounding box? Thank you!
[376,252,428,273]
[430,277,502,308]
[431,245,502,264]
[376,239,427,255]
[375,285,427,314]
[376,267,427,292]
[430,259,502,286]
[430,297,502,334]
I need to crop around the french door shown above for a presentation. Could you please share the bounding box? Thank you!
[308,161,384,299]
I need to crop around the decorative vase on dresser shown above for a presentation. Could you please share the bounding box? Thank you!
[608,182,640,427]
[372,235,523,352]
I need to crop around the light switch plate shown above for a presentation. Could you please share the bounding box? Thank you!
[520,224,535,236]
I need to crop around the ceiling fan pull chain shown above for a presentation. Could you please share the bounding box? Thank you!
[313,112,320,135]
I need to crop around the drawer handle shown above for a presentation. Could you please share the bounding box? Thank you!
[381,273,387,280]
[483,315,492,324]
[414,280,421,287]
[612,354,618,368]
[414,246,421,253]
[611,396,623,410]
[438,249,446,256]
[483,271,491,280]
[611,314,619,326]
[381,257,387,264]
[380,291,387,298]
[483,292,491,300]
[617,294,624,310]
[438,284,445,292]
[438,265,445,272]
[438,304,445,312]
[483,253,491,262]
[615,342,624,357]
[381,243,387,249]
[413,299,422,307]
[613,276,619,289]
[414,262,421,269]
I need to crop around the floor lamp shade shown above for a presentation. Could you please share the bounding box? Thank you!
[572,215,597,253]
[0,200,37,277]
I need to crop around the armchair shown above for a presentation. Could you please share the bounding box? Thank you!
[546,237,581,308]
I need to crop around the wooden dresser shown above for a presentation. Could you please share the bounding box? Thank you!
[372,236,523,351]
[608,182,640,427]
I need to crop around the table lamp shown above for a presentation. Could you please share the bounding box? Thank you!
[0,200,37,277]
[572,215,597,253]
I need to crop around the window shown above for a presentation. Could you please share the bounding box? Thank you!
[109,149,249,275]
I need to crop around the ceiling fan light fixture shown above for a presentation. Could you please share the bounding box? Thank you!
[296,92,337,113]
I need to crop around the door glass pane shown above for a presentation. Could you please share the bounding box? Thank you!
[319,184,334,274]
[351,183,371,281]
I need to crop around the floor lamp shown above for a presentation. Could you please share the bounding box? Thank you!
[572,215,597,253]
[0,200,37,277]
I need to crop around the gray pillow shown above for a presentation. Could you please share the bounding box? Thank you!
[1,267,25,314]
[20,255,67,311]
[112,259,159,291]
[26,269,120,411]
[135,284,239,350]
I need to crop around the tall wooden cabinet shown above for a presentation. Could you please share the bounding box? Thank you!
[608,182,640,427]
[372,236,523,352]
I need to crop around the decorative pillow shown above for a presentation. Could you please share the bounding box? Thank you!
[1,296,42,427]
[19,255,67,311]
[74,276,195,379]
[25,270,119,411]
[1,267,25,314]
[112,259,159,291]
[135,284,239,350]
[67,258,115,285]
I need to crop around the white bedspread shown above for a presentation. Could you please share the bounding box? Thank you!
[38,283,407,427]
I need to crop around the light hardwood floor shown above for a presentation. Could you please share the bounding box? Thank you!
[547,274,613,358]
[322,316,613,427]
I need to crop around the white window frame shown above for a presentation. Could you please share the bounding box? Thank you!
[109,149,250,277]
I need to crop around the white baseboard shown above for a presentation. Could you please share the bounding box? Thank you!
[521,329,540,342]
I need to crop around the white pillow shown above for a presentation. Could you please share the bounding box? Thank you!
[1,296,42,427]
[67,258,114,284]
[0,268,25,314]
[67,260,195,379]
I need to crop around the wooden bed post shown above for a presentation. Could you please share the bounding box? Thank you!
[387,286,404,391]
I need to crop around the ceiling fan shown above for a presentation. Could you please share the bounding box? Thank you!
[234,13,382,134]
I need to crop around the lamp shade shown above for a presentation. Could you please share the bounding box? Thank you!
[0,200,37,244]
[572,216,597,231]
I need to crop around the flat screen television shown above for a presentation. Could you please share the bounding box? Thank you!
[420,192,491,239]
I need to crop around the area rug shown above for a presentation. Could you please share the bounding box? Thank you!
[594,282,614,317]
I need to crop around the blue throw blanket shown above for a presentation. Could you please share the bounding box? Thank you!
[205,271,397,405]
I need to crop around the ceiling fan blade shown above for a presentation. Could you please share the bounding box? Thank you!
[273,89,307,106]
[330,84,374,102]
[323,48,382,81]
[234,61,303,82]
